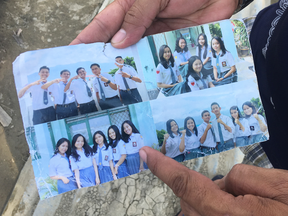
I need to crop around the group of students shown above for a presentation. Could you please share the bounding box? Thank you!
[49,120,146,194]
[18,56,143,125]
[156,33,237,96]
[161,101,267,162]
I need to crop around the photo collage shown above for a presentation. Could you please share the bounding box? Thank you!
[13,19,268,199]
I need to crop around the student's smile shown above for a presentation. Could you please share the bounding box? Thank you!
[202,112,211,123]
[163,47,171,61]
[58,141,68,155]
[123,123,133,135]
[192,59,202,73]
[179,39,186,50]
[230,110,239,119]
[75,136,84,150]
[198,36,205,47]
[212,39,221,53]
[95,134,104,146]
[91,65,101,76]
[60,72,70,82]
[212,105,221,115]
[108,129,116,140]
[77,69,86,79]
[170,121,178,133]
[187,119,195,131]
[39,69,49,80]
[243,105,253,116]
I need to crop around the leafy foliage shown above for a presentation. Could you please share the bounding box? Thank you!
[209,23,223,38]
[156,129,167,147]
[108,56,137,76]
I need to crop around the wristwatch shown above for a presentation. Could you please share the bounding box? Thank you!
[106,80,111,84]
[129,75,133,79]
[234,0,253,14]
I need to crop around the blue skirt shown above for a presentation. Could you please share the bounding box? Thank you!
[249,133,267,145]
[98,166,114,184]
[114,160,129,179]
[57,176,78,194]
[172,154,184,162]
[127,152,141,175]
[185,148,200,161]
[79,166,96,187]
[236,136,249,147]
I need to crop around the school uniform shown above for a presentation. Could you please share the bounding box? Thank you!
[211,114,235,152]
[165,133,184,162]
[92,73,122,110]
[197,122,217,156]
[49,81,78,119]
[211,51,237,86]
[69,78,97,115]
[124,133,145,175]
[111,139,129,178]
[29,82,56,125]
[114,65,142,105]
[188,73,213,90]
[69,149,96,187]
[184,132,201,161]
[196,45,214,77]
[246,115,267,145]
[49,153,78,194]
[93,146,114,184]
[233,118,251,147]
[173,50,192,67]
[156,62,181,95]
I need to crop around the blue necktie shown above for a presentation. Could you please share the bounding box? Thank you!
[98,147,103,170]
[97,77,106,101]
[210,127,216,142]
[42,82,48,105]
[62,83,67,104]
[180,52,187,62]
[198,74,208,89]
[217,121,224,144]
[168,65,176,84]
[120,68,131,94]
[216,54,221,78]
[83,80,92,97]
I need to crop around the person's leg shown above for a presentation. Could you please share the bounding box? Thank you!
[224,139,234,151]
[131,88,143,103]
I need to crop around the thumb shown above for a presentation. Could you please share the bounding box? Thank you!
[111,0,169,48]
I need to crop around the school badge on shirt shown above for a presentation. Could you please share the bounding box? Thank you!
[133,142,137,147]
[250,126,255,131]
[156,70,160,74]
[113,149,116,153]
[104,83,108,87]
[105,155,108,161]
[222,61,227,67]
[191,82,195,86]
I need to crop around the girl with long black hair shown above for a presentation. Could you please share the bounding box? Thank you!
[173,37,192,67]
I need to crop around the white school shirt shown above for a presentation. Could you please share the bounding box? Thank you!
[197,122,217,148]
[49,81,76,105]
[195,45,212,63]
[246,115,267,135]
[69,148,93,171]
[28,82,54,110]
[114,65,138,90]
[93,146,113,167]
[124,133,144,154]
[185,132,200,150]
[187,75,200,91]
[69,78,94,104]
[165,133,183,158]
[92,73,118,99]
[188,73,212,90]
[49,153,73,178]
[211,114,235,142]
[156,63,180,85]
[233,118,251,139]
[173,50,192,67]
[211,51,235,73]
[112,139,127,161]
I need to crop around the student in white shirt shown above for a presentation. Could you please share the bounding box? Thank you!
[196,33,214,79]
[186,56,214,91]
[92,131,117,184]
[18,66,56,125]
[114,56,143,105]
[90,63,122,110]
[182,117,201,161]
[42,69,78,120]
[197,110,217,156]
[107,125,129,179]
[242,101,267,145]
[211,102,235,152]
[160,119,185,162]
[69,134,99,188]
[230,106,251,147]
[49,138,78,194]
[121,120,145,175]
[64,67,97,115]
[173,37,192,67]
[211,36,237,86]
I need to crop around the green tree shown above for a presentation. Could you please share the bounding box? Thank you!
[108,68,118,76]
[156,129,167,147]
[251,97,265,118]
[209,23,223,38]
[124,56,137,71]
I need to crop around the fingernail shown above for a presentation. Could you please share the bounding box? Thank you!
[111,29,126,44]
[139,149,147,163]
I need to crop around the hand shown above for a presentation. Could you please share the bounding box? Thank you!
[253,113,260,120]
[53,78,63,83]
[114,165,119,175]
[96,177,100,185]
[70,0,239,48]
[139,147,288,215]
[172,82,179,87]
[71,75,80,80]
[31,79,43,86]
[139,166,145,172]
[164,133,170,140]
[61,177,70,184]
[235,118,240,125]
[206,124,212,130]
[120,72,130,78]
[217,118,224,125]
[100,75,109,83]
[181,129,186,135]
[216,77,224,82]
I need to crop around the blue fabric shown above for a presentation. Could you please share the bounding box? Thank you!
[79,166,96,187]
[172,154,184,162]
[224,139,234,151]
[57,176,78,194]
[126,152,141,175]
[249,134,266,145]
[217,142,225,153]
[201,147,216,156]
[120,88,142,105]
[216,54,221,77]
[98,166,114,184]
[98,146,103,170]
[236,136,249,147]
[185,148,200,161]
[56,102,78,120]
[218,122,224,144]
[32,106,56,125]
[114,160,129,179]
[212,70,237,86]
[97,77,106,100]
[168,65,177,84]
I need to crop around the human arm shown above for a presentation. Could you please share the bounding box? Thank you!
[221,65,236,79]
[208,82,215,88]
[99,75,118,90]
[179,130,186,152]
[200,124,212,144]
[157,82,177,88]
[139,156,145,172]
[109,160,117,180]
[254,114,267,132]
[160,133,170,154]
[217,118,232,133]
[92,158,100,185]
[202,56,210,65]
[50,175,70,184]
[18,80,42,98]
[64,75,79,92]
[235,118,245,132]
[139,146,288,216]
[74,169,81,188]
[114,154,127,174]
[41,79,62,89]
[120,71,142,83]
[213,66,219,81]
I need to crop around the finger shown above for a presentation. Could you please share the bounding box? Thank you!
[111,0,170,48]
[180,199,201,216]
[70,0,135,45]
